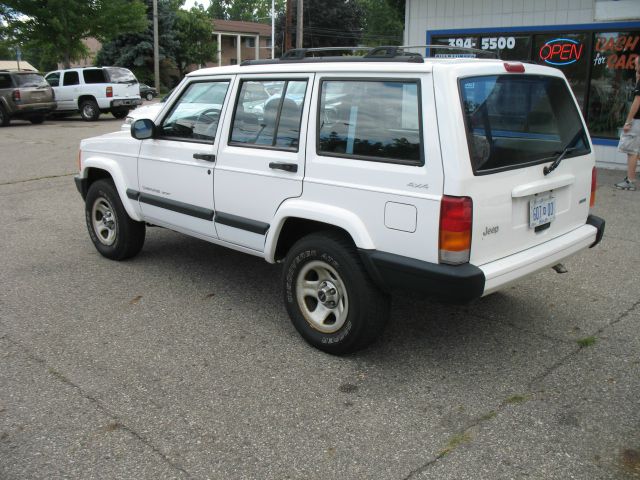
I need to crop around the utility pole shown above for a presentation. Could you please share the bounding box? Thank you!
[153,0,160,93]
[285,0,293,52]
[296,0,303,49]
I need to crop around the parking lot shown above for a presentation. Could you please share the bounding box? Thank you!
[0,115,639,479]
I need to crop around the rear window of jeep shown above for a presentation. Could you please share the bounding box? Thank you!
[460,74,590,174]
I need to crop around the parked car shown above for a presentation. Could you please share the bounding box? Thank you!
[74,47,605,355]
[0,70,56,126]
[45,66,141,121]
[139,83,158,101]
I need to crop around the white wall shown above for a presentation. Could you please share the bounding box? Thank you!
[404,0,635,170]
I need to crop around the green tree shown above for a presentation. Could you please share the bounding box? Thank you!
[96,0,180,87]
[174,5,217,76]
[1,0,147,68]
[208,0,284,23]
[358,0,404,46]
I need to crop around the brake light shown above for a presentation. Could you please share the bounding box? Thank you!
[504,62,525,73]
[106,86,113,98]
[12,89,21,102]
[590,167,597,208]
[439,196,473,265]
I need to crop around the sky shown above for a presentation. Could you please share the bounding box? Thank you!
[182,0,212,9]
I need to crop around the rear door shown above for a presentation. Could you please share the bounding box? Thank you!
[213,74,313,252]
[104,67,140,99]
[435,63,594,266]
[13,73,53,105]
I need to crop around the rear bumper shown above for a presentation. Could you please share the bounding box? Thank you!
[110,98,142,108]
[14,102,57,115]
[360,214,605,302]
[480,216,603,295]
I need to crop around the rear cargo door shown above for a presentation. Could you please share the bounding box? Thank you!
[441,68,594,266]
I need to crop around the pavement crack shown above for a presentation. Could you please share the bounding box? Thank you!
[1,334,191,478]
[0,172,75,186]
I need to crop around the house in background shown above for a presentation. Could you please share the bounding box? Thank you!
[208,20,272,67]
[0,60,38,71]
[57,38,102,69]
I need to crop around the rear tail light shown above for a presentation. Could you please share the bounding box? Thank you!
[12,89,21,102]
[106,86,113,98]
[590,167,597,208]
[504,62,525,73]
[439,196,473,265]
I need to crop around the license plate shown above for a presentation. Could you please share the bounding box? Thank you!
[529,195,555,228]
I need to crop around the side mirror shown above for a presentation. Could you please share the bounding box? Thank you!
[131,118,156,140]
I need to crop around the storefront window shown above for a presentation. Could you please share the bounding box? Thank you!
[532,33,591,110]
[587,31,640,138]
[477,35,532,60]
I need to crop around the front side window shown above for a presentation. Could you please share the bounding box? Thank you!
[159,80,230,143]
[46,72,60,87]
[318,79,422,165]
[230,79,307,150]
[63,71,79,86]
[461,75,590,174]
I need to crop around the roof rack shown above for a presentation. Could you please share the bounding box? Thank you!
[240,44,498,66]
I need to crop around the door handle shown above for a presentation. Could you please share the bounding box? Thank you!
[269,162,298,173]
[193,153,216,162]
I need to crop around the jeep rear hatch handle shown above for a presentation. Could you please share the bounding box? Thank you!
[269,162,298,173]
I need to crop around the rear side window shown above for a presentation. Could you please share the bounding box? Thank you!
[230,79,307,151]
[83,69,107,84]
[318,79,423,165]
[460,75,590,174]
[63,71,79,86]
[0,74,12,89]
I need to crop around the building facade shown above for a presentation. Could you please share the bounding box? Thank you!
[209,20,272,67]
[404,0,640,169]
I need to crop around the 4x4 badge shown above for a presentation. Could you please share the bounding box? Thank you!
[407,182,429,189]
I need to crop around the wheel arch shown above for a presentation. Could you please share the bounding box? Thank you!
[81,160,142,221]
[77,95,97,109]
[265,200,375,263]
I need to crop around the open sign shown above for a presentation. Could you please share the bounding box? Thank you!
[539,38,584,66]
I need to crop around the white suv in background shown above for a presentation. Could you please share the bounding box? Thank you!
[73,47,605,354]
[45,67,142,121]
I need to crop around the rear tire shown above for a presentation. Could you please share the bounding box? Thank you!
[29,115,45,124]
[283,231,390,354]
[0,105,10,126]
[85,179,145,260]
[145,92,154,101]
[80,99,100,121]
[111,107,129,119]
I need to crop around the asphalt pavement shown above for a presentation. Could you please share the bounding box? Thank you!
[0,114,639,479]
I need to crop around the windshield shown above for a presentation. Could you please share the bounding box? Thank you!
[460,74,590,174]
[15,73,48,88]
[104,67,137,84]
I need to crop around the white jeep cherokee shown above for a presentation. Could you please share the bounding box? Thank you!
[74,47,605,354]
[45,67,142,121]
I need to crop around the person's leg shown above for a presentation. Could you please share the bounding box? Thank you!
[627,153,639,179]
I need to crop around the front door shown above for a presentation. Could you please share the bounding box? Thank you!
[136,78,232,239]
[214,74,313,251]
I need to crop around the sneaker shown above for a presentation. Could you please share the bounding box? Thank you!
[615,177,636,190]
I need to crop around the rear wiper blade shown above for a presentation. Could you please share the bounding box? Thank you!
[543,146,577,176]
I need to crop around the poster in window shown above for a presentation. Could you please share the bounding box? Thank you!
[533,33,590,110]
[587,31,640,138]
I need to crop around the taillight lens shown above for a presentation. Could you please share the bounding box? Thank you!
[12,89,21,102]
[590,167,597,208]
[106,86,113,98]
[439,196,473,265]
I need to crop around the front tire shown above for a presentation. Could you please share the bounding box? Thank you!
[85,179,145,260]
[283,231,389,355]
[80,99,100,121]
